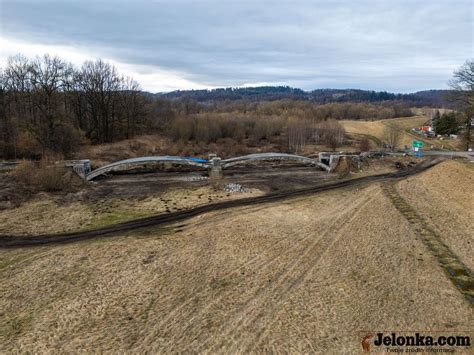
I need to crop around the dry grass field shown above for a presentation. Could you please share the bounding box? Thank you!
[340,115,462,150]
[0,185,263,235]
[397,160,474,270]
[340,115,427,149]
[1,163,472,352]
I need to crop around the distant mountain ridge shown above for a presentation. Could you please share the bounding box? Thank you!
[156,86,454,107]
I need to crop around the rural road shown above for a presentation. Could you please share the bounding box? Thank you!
[382,150,474,161]
[0,158,444,248]
[421,150,474,161]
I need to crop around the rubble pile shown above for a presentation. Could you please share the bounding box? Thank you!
[184,176,208,182]
[224,183,246,193]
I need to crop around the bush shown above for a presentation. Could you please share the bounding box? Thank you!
[12,156,79,192]
[169,117,194,141]
[313,120,346,151]
[168,113,285,145]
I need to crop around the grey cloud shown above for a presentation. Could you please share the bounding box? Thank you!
[1,0,472,92]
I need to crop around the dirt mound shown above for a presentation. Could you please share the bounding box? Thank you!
[332,156,359,176]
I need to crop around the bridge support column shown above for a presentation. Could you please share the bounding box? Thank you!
[209,157,223,179]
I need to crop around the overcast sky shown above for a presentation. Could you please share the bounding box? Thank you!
[0,0,472,93]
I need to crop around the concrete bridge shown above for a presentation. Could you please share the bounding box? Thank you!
[85,153,331,181]
[85,156,210,181]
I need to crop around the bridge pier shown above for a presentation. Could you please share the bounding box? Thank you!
[209,157,223,179]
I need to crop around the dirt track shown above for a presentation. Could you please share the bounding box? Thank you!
[0,158,442,248]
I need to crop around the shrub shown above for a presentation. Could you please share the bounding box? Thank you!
[313,120,346,151]
[12,160,37,186]
[12,155,79,192]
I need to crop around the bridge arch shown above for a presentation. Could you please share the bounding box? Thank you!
[86,153,330,180]
[86,156,210,181]
[221,153,329,171]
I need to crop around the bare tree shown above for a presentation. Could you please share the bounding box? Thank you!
[1,53,154,158]
[3,55,32,142]
[119,76,147,139]
[314,120,345,151]
[28,55,75,152]
[74,59,122,142]
[0,68,12,157]
[383,123,401,151]
[449,60,474,150]
[287,118,311,153]
[2,54,80,156]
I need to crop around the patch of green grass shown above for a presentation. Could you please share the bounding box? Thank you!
[82,209,153,231]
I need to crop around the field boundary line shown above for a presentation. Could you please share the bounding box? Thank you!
[383,181,474,306]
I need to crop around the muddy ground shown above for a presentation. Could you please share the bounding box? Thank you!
[0,157,416,236]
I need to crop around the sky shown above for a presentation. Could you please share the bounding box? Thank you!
[0,0,472,93]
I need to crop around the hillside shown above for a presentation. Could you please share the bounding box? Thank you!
[158,87,454,107]
[397,160,474,269]
[340,115,457,150]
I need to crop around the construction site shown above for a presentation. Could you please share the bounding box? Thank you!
[1,1,473,350]
[1,150,473,353]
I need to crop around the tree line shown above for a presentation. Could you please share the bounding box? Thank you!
[161,87,455,107]
[1,53,471,159]
[0,54,149,158]
[0,54,413,160]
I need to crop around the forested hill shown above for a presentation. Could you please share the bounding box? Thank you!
[158,87,453,107]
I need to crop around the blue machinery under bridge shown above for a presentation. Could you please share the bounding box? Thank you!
[83,153,334,181]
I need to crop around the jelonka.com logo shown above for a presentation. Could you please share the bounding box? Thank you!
[360,330,472,353]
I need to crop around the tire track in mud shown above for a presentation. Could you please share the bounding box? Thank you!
[140,193,362,345]
[0,159,441,249]
[247,190,381,352]
[189,189,379,353]
[383,181,474,306]
[149,214,308,332]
